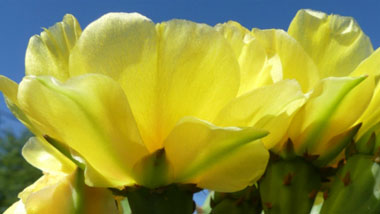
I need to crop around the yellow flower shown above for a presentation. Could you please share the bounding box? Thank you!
[4,137,119,214]
[0,13,305,192]
[250,9,380,163]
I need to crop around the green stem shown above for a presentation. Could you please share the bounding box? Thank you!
[209,186,262,214]
[321,155,380,214]
[259,155,321,214]
[111,184,199,214]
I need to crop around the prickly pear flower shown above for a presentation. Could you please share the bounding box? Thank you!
[0,13,305,192]
[252,9,380,164]
[4,137,119,214]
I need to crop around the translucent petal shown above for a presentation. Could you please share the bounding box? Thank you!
[288,9,373,78]
[69,13,240,151]
[164,117,268,192]
[4,201,27,214]
[69,12,156,80]
[0,75,42,134]
[25,14,81,81]
[350,48,380,77]
[215,80,305,148]
[68,13,159,151]
[19,174,76,214]
[18,74,148,187]
[144,20,240,150]
[289,76,369,154]
[215,21,271,95]
[252,29,319,92]
[22,137,76,174]
[18,172,118,214]
[0,75,18,102]
[195,141,268,192]
[352,48,380,138]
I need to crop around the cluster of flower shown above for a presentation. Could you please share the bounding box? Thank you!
[1,9,380,214]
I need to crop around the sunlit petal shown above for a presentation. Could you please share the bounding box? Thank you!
[288,9,373,78]
[289,76,369,154]
[17,74,148,187]
[215,21,269,95]
[164,117,268,192]
[215,80,305,148]
[25,14,81,81]
[22,137,76,174]
[252,29,319,92]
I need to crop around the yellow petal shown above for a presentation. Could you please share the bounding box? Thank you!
[69,13,241,151]
[214,21,251,58]
[82,187,119,214]
[70,12,159,151]
[20,174,76,214]
[25,14,81,81]
[17,74,148,187]
[350,48,380,77]
[0,75,42,134]
[4,201,27,214]
[164,117,268,192]
[195,141,268,192]
[81,160,122,187]
[289,76,369,154]
[353,48,380,138]
[18,171,118,214]
[146,20,240,150]
[288,9,373,78]
[215,80,305,149]
[0,75,18,102]
[215,21,271,95]
[357,84,380,139]
[68,13,157,150]
[69,12,157,80]
[22,137,76,174]
[252,29,319,92]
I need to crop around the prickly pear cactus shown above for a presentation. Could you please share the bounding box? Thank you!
[208,186,262,214]
[321,132,380,214]
[259,155,321,214]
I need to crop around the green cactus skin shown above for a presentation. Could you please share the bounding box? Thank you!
[209,186,262,214]
[259,157,321,214]
[321,154,380,214]
[111,184,198,214]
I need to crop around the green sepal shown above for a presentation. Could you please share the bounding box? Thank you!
[313,123,361,167]
[278,139,297,160]
[321,154,380,214]
[132,148,170,188]
[299,76,366,153]
[356,133,376,155]
[72,168,85,214]
[259,156,321,214]
[43,135,86,170]
[211,199,260,214]
[345,140,359,159]
[356,122,380,155]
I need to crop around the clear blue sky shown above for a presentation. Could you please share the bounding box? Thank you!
[1,0,380,205]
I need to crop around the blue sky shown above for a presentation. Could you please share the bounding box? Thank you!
[1,0,380,205]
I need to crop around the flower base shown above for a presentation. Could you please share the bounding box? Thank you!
[112,184,199,214]
[259,154,322,214]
